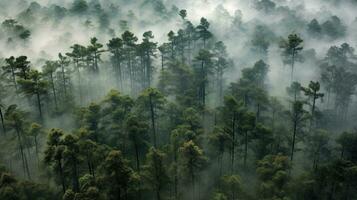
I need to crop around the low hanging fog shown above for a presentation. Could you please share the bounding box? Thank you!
[1,0,357,200]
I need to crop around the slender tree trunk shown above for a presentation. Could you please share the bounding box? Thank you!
[256,103,260,123]
[129,54,134,94]
[153,154,161,200]
[244,131,248,167]
[87,154,93,176]
[231,113,236,174]
[23,150,31,180]
[15,126,30,180]
[134,142,140,171]
[291,50,295,82]
[58,158,66,193]
[50,73,58,110]
[219,70,223,105]
[313,144,321,170]
[171,44,174,59]
[0,108,6,135]
[201,60,205,106]
[156,189,161,200]
[11,66,18,92]
[36,92,43,119]
[219,150,223,178]
[76,60,83,104]
[116,53,123,90]
[291,120,297,162]
[94,52,99,72]
[34,136,40,168]
[327,89,330,109]
[61,63,67,97]
[191,171,195,200]
[311,94,317,130]
[149,94,157,147]
[146,51,151,87]
[231,184,236,200]
[174,147,178,200]
[73,161,79,192]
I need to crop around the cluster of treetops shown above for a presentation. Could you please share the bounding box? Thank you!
[1,8,357,200]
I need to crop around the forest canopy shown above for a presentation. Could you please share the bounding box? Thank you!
[1,0,357,200]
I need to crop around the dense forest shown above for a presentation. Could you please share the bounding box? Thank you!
[1,0,357,199]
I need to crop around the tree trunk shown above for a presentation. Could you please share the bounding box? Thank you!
[36,92,43,120]
[50,73,58,110]
[219,70,223,105]
[311,93,317,131]
[15,126,30,180]
[154,155,161,200]
[291,50,295,82]
[76,60,83,104]
[191,172,195,200]
[231,113,236,174]
[256,103,260,124]
[134,142,140,171]
[129,54,134,95]
[0,108,6,135]
[219,151,223,178]
[34,136,40,168]
[73,161,80,192]
[11,66,18,91]
[146,51,151,87]
[94,52,99,72]
[149,94,157,147]
[58,158,66,193]
[244,131,248,167]
[291,120,297,162]
[201,61,206,106]
[174,147,178,200]
[116,53,123,90]
[61,62,67,97]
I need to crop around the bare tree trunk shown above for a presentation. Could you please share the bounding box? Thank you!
[34,136,40,168]
[58,158,66,193]
[135,142,140,171]
[15,126,31,180]
[231,113,236,174]
[50,73,58,110]
[0,108,6,135]
[291,50,295,82]
[36,92,43,120]
[61,63,67,97]
[149,94,157,147]
[291,120,297,162]
[244,131,248,167]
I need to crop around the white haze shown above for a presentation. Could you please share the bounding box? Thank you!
[0,0,357,101]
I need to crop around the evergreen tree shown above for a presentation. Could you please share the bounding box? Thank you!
[18,69,48,119]
[142,147,170,200]
[280,34,303,81]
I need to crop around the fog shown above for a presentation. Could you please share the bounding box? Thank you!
[1,0,357,199]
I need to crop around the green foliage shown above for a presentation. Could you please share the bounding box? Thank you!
[0,169,57,200]
[257,154,291,200]
[101,150,135,200]
[279,34,303,80]
[142,147,170,199]
[0,3,357,200]
[1,19,31,41]
[70,0,88,15]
